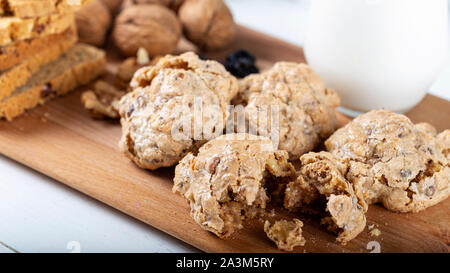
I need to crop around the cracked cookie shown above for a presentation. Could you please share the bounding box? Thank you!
[234,62,340,160]
[118,52,238,170]
[264,219,305,251]
[284,152,367,244]
[173,133,296,238]
[325,110,450,213]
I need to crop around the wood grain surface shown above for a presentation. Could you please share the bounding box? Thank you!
[0,26,448,253]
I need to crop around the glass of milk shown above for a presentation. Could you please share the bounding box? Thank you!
[305,0,448,116]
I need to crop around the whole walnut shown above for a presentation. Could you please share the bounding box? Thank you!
[113,4,182,57]
[75,0,112,47]
[179,0,236,51]
[99,0,124,14]
[133,0,184,11]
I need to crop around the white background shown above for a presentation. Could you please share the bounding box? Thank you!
[0,0,449,253]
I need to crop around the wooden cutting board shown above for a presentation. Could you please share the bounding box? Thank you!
[0,26,449,253]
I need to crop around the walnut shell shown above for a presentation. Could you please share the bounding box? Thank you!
[113,4,182,57]
[133,0,184,11]
[99,0,124,14]
[179,0,236,51]
[75,0,112,47]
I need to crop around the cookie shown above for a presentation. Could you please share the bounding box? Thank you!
[0,13,74,47]
[118,52,238,170]
[173,133,296,238]
[0,25,77,101]
[284,152,367,244]
[264,219,305,251]
[325,110,450,213]
[234,62,340,160]
[0,43,106,120]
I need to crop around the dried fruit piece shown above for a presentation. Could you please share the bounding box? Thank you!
[225,49,259,78]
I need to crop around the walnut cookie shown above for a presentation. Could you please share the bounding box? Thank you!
[173,133,296,238]
[325,110,450,213]
[118,52,238,170]
[234,62,340,160]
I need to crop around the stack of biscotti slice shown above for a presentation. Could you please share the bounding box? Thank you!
[0,25,77,102]
[0,44,106,120]
[0,0,105,121]
[0,13,75,46]
[0,0,90,18]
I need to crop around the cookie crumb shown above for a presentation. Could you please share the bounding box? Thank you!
[369,228,381,237]
[264,219,305,251]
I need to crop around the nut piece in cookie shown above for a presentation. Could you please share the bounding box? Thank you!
[437,130,450,160]
[173,133,296,238]
[325,110,450,213]
[285,152,367,244]
[118,52,238,170]
[235,62,341,160]
[264,219,305,251]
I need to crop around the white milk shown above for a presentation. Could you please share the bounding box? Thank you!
[305,0,448,115]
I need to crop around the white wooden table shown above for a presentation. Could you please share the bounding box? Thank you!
[1,0,449,253]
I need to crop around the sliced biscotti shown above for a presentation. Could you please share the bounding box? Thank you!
[0,12,74,47]
[0,0,89,18]
[0,43,106,121]
[0,25,77,100]
[0,25,76,70]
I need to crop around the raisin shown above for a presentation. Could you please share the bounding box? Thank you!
[198,54,208,60]
[126,105,135,118]
[425,185,436,197]
[40,83,54,98]
[34,24,45,34]
[225,49,259,78]
[208,157,221,174]
[400,169,412,178]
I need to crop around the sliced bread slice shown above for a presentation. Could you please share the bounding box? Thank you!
[0,25,77,100]
[0,24,76,71]
[1,0,90,18]
[0,43,106,121]
[0,12,74,47]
